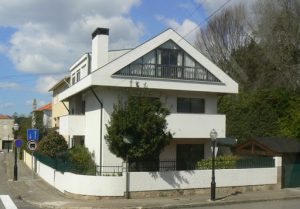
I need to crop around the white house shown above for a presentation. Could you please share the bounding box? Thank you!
[58,28,238,168]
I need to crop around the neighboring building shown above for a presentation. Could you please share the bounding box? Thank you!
[57,28,238,167]
[0,114,14,151]
[49,76,70,128]
[33,103,52,129]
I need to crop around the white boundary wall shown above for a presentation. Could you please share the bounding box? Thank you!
[23,151,279,197]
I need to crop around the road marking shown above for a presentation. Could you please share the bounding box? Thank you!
[0,195,18,209]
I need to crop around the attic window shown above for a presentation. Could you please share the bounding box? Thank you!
[113,40,220,83]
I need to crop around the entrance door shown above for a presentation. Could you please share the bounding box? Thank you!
[176,144,204,170]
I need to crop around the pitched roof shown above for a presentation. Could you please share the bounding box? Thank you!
[59,28,238,101]
[35,103,52,111]
[257,137,300,153]
[0,114,11,119]
[236,137,300,155]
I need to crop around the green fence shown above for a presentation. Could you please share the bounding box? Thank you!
[284,164,300,188]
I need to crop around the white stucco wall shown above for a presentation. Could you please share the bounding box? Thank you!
[129,168,278,192]
[24,152,278,197]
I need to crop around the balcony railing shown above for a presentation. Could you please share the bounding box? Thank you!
[114,64,221,82]
[166,113,226,138]
[59,115,85,135]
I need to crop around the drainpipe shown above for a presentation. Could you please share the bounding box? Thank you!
[90,87,103,174]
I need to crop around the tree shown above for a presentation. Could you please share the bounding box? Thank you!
[195,4,251,72]
[105,88,172,161]
[37,131,68,158]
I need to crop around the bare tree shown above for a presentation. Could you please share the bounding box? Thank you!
[196,4,251,66]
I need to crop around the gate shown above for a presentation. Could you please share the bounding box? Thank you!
[283,164,300,188]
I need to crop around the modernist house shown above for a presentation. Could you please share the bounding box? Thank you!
[57,28,238,168]
[33,103,53,129]
[0,114,14,151]
[49,76,70,129]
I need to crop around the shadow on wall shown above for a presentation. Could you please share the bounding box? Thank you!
[149,170,193,188]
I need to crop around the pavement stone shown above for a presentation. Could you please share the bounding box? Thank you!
[3,152,300,209]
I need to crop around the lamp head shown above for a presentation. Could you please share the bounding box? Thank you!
[210,129,217,141]
[13,123,19,131]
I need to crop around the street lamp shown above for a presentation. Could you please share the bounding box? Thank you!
[13,123,19,181]
[210,129,218,201]
[123,135,133,199]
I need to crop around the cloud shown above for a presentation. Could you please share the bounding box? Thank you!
[0,82,19,89]
[35,75,63,93]
[156,16,199,44]
[0,0,143,73]
[0,43,7,53]
[0,102,15,109]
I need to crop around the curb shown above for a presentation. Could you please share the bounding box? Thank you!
[22,194,300,209]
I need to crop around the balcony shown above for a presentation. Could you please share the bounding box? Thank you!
[59,115,85,135]
[166,113,226,138]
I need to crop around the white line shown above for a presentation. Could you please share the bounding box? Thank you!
[0,195,18,209]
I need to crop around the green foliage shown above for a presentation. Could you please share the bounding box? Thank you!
[219,89,300,142]
[196,155,238,169]
[37,131,68,157]
[67,145,96,174]
[105,87,172,161]
[33,111,47,139]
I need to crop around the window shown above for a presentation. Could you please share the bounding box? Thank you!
[177,97,205,113]
[76,70,80,82]
[81,100,85,114]
[71,73,76,85]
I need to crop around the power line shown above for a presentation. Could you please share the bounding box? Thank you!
[0,71,69,81]
[177,0,232,43]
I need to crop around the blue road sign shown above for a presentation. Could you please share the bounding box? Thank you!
[27,129,39,141]
[15,139,23,148]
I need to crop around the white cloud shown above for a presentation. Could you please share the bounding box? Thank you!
[35,75,63,93]
[0,102,15,109]
[0,82,19,89]
[156,16,199,44]
[0,0,143,74]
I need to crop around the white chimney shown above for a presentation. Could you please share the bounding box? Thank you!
[91,28,109,72]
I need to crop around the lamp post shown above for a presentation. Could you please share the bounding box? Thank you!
[13,123,19,181]
[123,135,133,199]
[210,129,217,201]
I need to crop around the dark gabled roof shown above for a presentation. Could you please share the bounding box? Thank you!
[236,137,300,156]
[257,137,300,153]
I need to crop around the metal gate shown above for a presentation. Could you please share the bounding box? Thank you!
[284,164,300,188]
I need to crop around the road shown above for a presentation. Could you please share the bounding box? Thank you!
[183,199,300,209]
[0,151,41,209]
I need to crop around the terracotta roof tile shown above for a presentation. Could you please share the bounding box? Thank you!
[35,103,52,111]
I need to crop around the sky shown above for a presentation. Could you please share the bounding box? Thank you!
[0,0,252,116]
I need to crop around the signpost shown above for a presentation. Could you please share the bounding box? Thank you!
[27,129,39,179]
[27,129,39,141]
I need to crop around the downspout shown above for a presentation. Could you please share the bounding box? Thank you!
[90,87,103,173]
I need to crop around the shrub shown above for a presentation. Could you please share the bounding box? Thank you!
[196,155,239,169]
[67,145,96,175]
[37,130,68,157]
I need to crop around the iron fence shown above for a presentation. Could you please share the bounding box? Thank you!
[34,153,275,174]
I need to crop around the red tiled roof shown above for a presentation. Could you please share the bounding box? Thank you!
[0,114,11,119]
[35,103,52,111]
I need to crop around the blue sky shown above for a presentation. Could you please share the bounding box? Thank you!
[0,0,243,116]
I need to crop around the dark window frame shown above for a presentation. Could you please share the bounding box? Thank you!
[177,97,205,113]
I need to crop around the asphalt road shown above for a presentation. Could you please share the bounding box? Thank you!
[183,199,300,209]
[0,151,41,209]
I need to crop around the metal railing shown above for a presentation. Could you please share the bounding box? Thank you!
[115,64,220,82]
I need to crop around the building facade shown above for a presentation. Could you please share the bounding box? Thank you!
[0,115,14,151]
[57,28,238,167]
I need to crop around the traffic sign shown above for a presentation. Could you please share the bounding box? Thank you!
[27,129,39,141]
[15,139,23,148]
[27,141,38,151]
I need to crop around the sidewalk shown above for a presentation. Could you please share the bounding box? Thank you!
[4,152,300,209]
